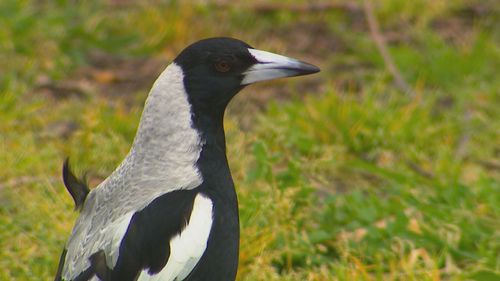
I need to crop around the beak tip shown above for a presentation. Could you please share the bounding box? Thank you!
[296,61,320,76]
[307,63,321,74]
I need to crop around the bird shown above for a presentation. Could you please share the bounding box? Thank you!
[54,37,320,281]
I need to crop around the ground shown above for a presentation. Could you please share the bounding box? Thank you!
[0,1,499,280]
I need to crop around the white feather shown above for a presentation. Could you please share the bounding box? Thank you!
[104,212,135,267]
[137,193,213,281]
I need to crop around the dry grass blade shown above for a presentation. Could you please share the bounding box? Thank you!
[363,0,414,96]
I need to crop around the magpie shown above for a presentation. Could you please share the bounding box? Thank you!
[54,37,319,281]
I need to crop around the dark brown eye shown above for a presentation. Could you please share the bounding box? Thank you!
[215,61,231,73]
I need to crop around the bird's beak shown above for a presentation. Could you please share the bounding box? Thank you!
[241,48,320,85]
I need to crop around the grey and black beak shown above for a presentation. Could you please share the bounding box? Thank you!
[241,49,320,85]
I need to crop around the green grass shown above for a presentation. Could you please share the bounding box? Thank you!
[1,0,499,280]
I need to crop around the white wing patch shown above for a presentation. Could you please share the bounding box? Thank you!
[137,193,213,281]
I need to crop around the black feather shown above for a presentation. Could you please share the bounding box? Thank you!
[89,250,112,281]
[62,158,90,211]
[71,266,94,281]
[54,261,94,281]
[110,189,198,281]
[53,248,66,281]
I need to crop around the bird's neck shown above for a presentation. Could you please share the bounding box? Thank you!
[125,63,239,267]
[122,63,230,191]
[122,63,204,189]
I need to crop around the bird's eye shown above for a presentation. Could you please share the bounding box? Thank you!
[215,61,231,73]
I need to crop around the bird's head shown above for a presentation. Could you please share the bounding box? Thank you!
[173,37,320,113]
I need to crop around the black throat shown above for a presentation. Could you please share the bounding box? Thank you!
[186,91,241,281]
[188,92,234,197]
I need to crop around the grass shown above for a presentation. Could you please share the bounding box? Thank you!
[0,0,499,280]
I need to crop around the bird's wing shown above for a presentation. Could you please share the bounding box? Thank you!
[136,192,214,281]
[56,189,213,281]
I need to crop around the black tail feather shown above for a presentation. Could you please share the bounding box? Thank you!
[62,158,90,211]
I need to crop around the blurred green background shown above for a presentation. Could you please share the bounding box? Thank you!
[0,0,499,280]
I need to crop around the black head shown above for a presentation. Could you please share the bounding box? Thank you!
[174,38,257,111]
[173,37,320,116]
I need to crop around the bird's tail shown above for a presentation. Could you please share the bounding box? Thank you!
[62,158,90,211]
